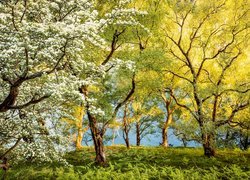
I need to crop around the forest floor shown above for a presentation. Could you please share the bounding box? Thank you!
[1,146,250,180]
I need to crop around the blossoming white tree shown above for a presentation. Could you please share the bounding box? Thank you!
[0,0,147,166]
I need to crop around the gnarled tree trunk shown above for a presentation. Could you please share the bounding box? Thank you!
[89,119,106,165]
[160,91,175,147]
[82,87,106,165]
[93,133,105,164]
[202,133,215,157]
[81,72,135,165]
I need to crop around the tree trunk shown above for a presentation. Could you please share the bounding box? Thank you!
[160,92,174,148]
[87,114,106,165]
[90,125,106,165]
[124,131,130,148]
[182,135,188,147]
[122,103,130,148]
[75,105,86,150]
[136,122,140,146]
[76,126,89,150]
[161,114,172,147]
[162,127,168,147]
[1,157,8,180]
[202,133,215,157]
[76,129,83,150]
[82,87,106,165]
[94,133,105,164]
[123,128,130,148]
[0,85,19,112]
[241,134,249,150]
[224,129,230,147]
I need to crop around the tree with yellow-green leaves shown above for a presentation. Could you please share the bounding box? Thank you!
[161,0,250,156]
[62,105,88,150]
[1,0,250,171]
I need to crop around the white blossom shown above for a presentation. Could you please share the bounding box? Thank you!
[0,0,147,165]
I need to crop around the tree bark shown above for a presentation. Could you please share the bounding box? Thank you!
[160,91,174,148]
[123,126,130,148]
[136,122,140,146]
[161,114,172,147]
[76,126,88,150]
[88,117,106,165]
[125,134,130,148]
[162,127,168,147]
[202,133,215,157]
[94,133,105,165]
[0,85,19,112]
[240,134,249,150]
[122,103,130,148]
[85,105,106,165]
[81,87,106,165]
[90,125,105,164]
[182,138,187,147]
[76,129,83,150]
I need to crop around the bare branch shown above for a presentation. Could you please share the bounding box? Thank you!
[202,94,215,103]
[200,69,216,85]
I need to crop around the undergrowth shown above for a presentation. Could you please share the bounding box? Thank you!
[1,146,250,180]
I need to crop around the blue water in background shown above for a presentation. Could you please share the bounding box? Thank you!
[82,128,198,147]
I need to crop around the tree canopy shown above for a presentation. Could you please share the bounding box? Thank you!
[0,0,249,168]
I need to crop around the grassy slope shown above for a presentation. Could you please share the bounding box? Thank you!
[1,146,250,180]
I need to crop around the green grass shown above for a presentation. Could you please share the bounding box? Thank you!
[1,146,250,180]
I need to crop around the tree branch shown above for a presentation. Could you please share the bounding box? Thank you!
[164,70,193,84]
[167,88,198,120]
[112,73,136,119]
[0,138,21,159]
[216,101,250,127]
[7,94,50,110]
[101,29,126,65]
